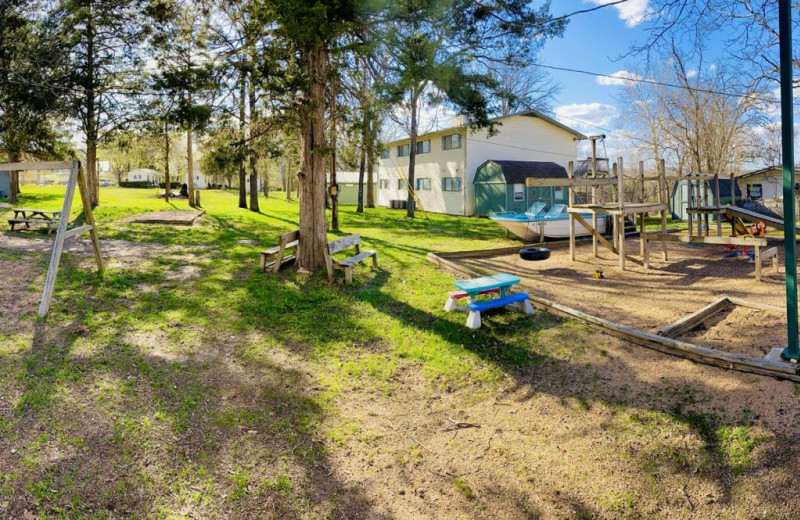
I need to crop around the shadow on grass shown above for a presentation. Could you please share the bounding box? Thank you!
[6,315,389,519]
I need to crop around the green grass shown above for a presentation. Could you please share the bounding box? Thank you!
[0,185,786,518]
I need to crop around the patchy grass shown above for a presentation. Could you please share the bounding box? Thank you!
[0,186,797,518]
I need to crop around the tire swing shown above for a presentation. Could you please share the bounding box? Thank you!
[519,247,550,261]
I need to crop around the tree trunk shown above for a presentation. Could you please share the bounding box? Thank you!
[406,91,418,218]
[8,152,19,203]
[85,3,99,206]
[357,121,366,213]
[187,127,196,206]
[330,83,339,230]
[247,74,260,212]
[366,119,375,208]
[164,126,170,203]
[238,70,247,209]
[297,45,329,272]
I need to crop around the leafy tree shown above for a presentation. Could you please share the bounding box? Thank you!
[148,0,214,207]
[378,0,566,217]
[51,0,152,205]
[0,2,70,202]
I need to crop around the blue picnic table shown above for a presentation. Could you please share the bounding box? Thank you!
[453,272,520,300]
[447,272,533,329]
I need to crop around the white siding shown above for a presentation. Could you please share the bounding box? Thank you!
[377,130,467,214]
[464,115,578,216]
[738,171,782,200]
[378,113,580,216]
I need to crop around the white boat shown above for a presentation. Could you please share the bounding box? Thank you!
[489,203,607,241]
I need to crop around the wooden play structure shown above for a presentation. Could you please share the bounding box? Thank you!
[529,144,779,281]
[564,155,669,270]
[1,161,103,317]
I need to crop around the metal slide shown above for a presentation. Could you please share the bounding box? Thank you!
[724,205,800,233]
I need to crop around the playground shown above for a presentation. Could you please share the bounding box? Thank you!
[455,239,788,358]
[3,186,800,519]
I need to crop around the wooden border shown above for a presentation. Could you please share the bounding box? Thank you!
[427,249,800,382]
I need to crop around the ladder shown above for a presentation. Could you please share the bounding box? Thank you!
[1,160,104,317]
[395,167,429,219]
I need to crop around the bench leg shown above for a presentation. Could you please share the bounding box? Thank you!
[444,296,457,312]
[345,266,353,284]
[260,253,267,271]
[466,310,481,329]
[372,254,378,268]
[519,298,534,315]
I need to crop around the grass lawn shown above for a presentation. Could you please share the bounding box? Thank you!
[1,186,799,519]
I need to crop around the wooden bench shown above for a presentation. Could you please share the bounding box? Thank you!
[443,287,500,312]
[260,230,299,273]
[466,292,533,329]
[755,246,779,282]
[324,234,377,284]
[8,218,59,233]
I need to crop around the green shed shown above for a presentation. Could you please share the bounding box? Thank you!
[474,160,569,217]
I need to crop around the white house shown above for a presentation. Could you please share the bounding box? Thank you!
[377,110,587,216]
[736,165,800,200]
[127,168,160,185]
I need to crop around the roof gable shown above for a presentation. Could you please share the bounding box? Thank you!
[476,160,567,184]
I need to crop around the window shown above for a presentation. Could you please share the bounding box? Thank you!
[380,149,390,159]
[196,175,200,180]
[554,186,564,200]
[416,140,431,154]
[442,177,462,192]
[397,144,410,157]
[415,178,431,191]
[398,180,406,190]
[513,183,524,201]
[379,179,389,189]
[747,183,763,199]
[442,133,462,150]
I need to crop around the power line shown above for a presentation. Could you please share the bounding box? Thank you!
[533,63,790,106]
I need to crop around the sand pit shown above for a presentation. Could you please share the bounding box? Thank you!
[457,239,791,360]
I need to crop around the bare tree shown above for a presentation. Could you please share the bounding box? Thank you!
[489,62,560,116]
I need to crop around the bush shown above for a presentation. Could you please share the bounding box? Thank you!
[159,182,182,189]
[119,181,155,188]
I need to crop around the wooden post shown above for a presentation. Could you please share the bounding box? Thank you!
[714,173,721,236]
[618,156,625,270]
[612,162,618,251]
[702,176,709,235]
[568,161,576,261]
[639,161,646,257]
[591,138,598,257]
[687,176,694,235]
[659,159,668,261]
[38,161,103,317]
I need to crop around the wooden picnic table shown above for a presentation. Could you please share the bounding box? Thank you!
[12,208,61,220]
[8,208,61,233]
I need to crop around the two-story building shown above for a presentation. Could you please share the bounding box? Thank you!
[376,110,586,216]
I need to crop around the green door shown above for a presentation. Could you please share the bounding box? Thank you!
[475,183,507,216]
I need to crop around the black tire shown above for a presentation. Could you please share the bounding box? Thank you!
[519,247,550,261]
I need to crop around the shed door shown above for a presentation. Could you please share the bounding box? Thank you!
[475,183,506,216]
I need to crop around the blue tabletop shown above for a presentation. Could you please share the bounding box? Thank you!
[454,273,520,293]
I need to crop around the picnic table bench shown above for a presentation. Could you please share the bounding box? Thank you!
[260,229,299,273]
[8,208,61,233]
[448,272,533,329]
[324,234,377,284]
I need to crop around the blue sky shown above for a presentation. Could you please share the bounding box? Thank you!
[541,0,653,137]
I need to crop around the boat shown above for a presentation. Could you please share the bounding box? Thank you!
[489,202,607,241]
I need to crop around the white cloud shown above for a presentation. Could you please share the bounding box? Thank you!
[585,0,651,27]
[686,69,698,79]
[596,70,642,87]
[555,103,618,132]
